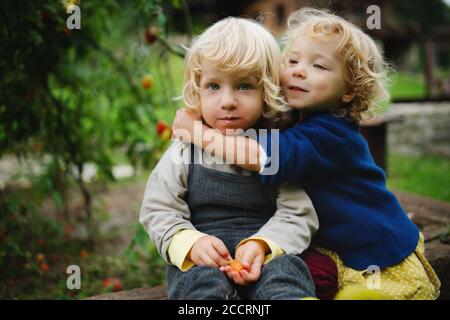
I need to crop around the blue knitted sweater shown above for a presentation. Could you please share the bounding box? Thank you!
[258,112,419,270]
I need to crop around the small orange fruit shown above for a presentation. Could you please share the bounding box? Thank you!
[160,127,172,143]
[156,120,168,136]
[39,262,49,273]
[80,249,89,258]
[102,278,123,292]
[141,75,154,89]
[36,253,46,262]
[63,26,71,36]
[229,259,243,272]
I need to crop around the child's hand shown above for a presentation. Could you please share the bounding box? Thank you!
[188,235,231,268]
[220,240,268,285]
[172,108,204,144]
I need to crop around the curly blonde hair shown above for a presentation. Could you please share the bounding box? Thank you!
[282,8,391,122]
[182,17,290,128]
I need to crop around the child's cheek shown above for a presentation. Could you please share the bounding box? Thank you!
[280,72,289,89]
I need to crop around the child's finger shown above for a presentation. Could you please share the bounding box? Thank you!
[206,246,230,266]
[211,239,231,260]
[240,266,260,283]
[220,266,231,273]
[239,250,258,270]
[229,271,246,285]
[240,257,263,282]
[221,268,236,281]
[220,260,252,284]
[200,253,219,268]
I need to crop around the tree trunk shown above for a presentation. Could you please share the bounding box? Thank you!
[77,163,95,250]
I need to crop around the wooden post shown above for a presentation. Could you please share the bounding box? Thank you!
[359,113,403,175]
[425,36,436,98]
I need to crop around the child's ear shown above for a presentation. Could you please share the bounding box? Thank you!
[342,91,355,103]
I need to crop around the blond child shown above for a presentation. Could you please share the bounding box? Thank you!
[172,8,441,299]
[140,17,319,299]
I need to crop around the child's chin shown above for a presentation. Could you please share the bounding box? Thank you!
[288,102,307,110]
[218,127,244,136]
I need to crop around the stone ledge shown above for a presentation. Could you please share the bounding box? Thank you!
[86,284,167,300]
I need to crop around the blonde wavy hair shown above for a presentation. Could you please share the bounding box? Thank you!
[182,17,290,128]
[282,8,391,121]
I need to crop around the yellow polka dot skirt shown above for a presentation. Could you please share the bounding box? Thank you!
[316,233,441,300]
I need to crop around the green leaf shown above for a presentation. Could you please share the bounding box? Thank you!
[52,191,63,209]
[171,0,181,8]
[157,13,167,29]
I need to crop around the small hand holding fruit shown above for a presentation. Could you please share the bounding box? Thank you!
[220,240,268,285]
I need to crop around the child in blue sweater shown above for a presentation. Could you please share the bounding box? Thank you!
[172,8,441,299]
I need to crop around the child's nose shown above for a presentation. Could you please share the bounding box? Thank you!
[293,64,307,78]
[220,91,238,110]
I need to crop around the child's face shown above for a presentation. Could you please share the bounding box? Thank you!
[199,60,264,135]
[281,34,350,112]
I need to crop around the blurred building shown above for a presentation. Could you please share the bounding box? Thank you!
[172,0,449,99]
[183,1,420,58]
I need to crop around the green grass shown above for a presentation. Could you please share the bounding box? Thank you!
[374,72,426,114]
[389,72,427,100]
[387,153,450,202]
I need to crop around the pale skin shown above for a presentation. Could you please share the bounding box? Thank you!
[185,59,270,285]
[172,33,355,172]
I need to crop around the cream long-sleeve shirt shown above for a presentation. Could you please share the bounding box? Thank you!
[139,141,318,271]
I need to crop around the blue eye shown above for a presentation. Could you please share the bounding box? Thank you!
[238,83,252,90]
[313,64,326,70]
[208,83,220,90]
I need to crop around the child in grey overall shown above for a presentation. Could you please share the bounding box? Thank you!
[140,17,318,299]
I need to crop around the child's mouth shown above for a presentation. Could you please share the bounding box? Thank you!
[220,116,240,123]
[288,85,309,93]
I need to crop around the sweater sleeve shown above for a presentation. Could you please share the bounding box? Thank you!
[139,141,197,263]
[168,229,207,271]
[258,119,348,185]
[236,236,285,265]
[248,182,318,255]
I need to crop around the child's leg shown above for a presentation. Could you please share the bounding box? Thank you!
[167,265,239,300]
[245,255,316,299]
[314,234,441,300]
[300,248,339,299]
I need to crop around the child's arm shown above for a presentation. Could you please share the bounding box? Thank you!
[173,109,346,185]
[245,182,319,255]
[139,141,230,270]
[172,109,262,172]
